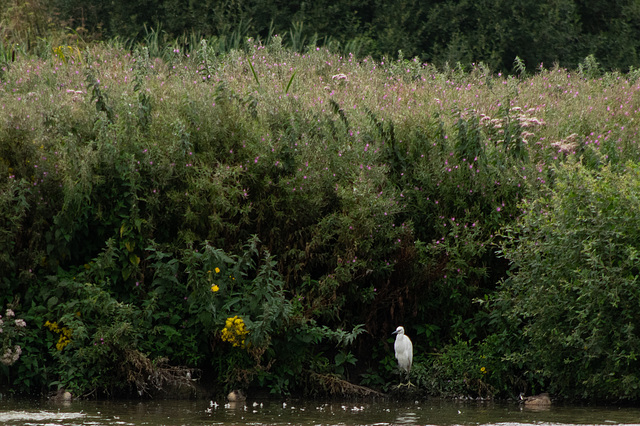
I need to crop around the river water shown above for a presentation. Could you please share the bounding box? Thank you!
[1,397,640,425]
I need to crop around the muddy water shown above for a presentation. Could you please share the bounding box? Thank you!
[1,397,640,425]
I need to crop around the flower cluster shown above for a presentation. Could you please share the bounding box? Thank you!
[479,107,545,145]
[1,308,27,366]
[221,316,249,348]
[550,133,579,154]
[44,320,73,351]
[1,345,22,366]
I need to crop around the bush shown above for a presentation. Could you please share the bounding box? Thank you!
[495,160,640,400]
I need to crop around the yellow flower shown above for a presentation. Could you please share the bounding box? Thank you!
[211,284,219,292]
[44,321,60,332]
[221,316,249,348]
[215,267,220,273]
[225,316,235,328]
[480,366,487,374]
[45,321,73,350]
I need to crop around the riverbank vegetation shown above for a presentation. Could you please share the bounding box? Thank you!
[3,13,640,401]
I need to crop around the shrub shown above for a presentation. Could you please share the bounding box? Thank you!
[495,160,640,400]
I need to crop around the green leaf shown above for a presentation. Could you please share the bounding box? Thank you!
[285,71,296,94]
[248,60,260,86]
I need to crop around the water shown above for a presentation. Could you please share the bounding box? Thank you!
[1,398,640,425]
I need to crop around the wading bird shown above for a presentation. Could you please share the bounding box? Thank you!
[519,392,551,407]
[392,326,413,386]
[227,389,246,402]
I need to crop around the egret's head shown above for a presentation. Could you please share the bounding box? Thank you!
[392,326,404,335]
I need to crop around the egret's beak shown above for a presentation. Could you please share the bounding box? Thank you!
[392,330,399,335]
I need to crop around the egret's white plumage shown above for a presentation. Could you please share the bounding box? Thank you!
[392,326,413,375]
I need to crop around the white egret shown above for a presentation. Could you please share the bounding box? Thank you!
[392,326,413,386]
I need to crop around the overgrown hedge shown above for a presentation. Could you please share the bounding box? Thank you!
[2,39,640,400]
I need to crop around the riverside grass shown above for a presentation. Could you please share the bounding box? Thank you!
[3,40,640,398]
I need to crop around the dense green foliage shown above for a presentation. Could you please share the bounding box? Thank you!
[3,0,640,72]
[2,34,640,401]
[495,161,640,400]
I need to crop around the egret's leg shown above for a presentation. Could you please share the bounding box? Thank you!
[396,372,415,388]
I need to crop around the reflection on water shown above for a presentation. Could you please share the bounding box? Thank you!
[1,397,640,425]
[0,410,85,423]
